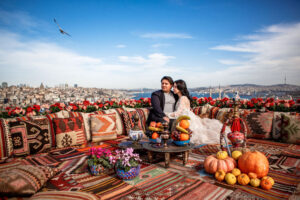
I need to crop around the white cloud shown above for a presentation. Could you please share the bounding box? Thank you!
[118,53,175,67]
[0,30,180,88]
[209,22,300,85]
[151,43,172,48]
[218,60,241,65]
[140,32,193,39]
[116,44,126,48]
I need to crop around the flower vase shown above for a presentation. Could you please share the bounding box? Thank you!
[115,165,141,180]
[89,164,107,176]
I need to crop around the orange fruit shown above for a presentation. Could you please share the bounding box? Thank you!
[152,132,159,139]
[156,122,163,128]
[179,120,190,129]
[180,133,189,141]
[150,121,156,127]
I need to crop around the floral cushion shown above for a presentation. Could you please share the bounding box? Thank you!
[53,116,87,148]
[0,165,57,195]
[242,111,274,139]
[9,118,52,157]
[90,113,117,142]
[281,113,300,144]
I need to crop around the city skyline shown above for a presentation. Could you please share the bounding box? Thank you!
[0,0,300,89]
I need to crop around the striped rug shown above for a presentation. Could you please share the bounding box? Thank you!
[49,147,86,161]
[72,172,137,200]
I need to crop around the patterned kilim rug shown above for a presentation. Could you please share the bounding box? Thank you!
[1,137,300,200]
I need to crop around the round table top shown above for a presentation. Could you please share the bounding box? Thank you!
[142,142,195,153]
[118,141,148,150]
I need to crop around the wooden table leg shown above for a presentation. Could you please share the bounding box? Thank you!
[147,151,153,163]
[183,150,189,166]
[165,152,170,168]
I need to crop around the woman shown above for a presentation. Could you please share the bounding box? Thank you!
[167,80,230,144]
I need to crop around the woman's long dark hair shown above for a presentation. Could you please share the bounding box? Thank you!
[175,80,192,104]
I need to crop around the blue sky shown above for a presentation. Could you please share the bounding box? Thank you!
[0,0,300,89]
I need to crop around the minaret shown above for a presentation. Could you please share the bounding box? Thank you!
[284,75,287,85]
[209,86,212,98]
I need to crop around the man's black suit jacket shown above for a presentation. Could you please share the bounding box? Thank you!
[147,90,178,123]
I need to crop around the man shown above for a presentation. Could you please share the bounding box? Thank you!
[147,76,178,124]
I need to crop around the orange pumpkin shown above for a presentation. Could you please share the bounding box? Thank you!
[248,172,257,179]
[204,155,237,174]
[238,151,269,178]
[180,133,189,141]
[179,120,190,129]
[261,176,275,186]
[237,173,250,185]
[215,170,226,181]
[261,178,273,190]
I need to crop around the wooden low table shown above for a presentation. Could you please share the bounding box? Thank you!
[142,142,195,168]
[118,140,148,151]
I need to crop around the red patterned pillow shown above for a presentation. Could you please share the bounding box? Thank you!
[242,112,274,139]
[0,119,13,161]
[90,113,117,142]
[0,165,57,195]
[122,110,144,135]
[9,118,52,156]
[53,116,87,148]
[103,109,125,135]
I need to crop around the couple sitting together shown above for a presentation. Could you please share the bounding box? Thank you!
[147,76,230,144]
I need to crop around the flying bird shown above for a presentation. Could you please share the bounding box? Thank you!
[54,18,71,36]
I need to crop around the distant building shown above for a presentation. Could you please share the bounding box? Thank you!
[2,82,8,88]
[74,84,78,88]
[40,83,44,89]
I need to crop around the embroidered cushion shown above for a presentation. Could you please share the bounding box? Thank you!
[103,109,125,135]
[242,111,274,139]
[0,119,13,161]
[216,108,233,123]
[30,191,99,200]
[69,112,91,141]
[53,116,87,148]
[0,165,57,195]
[122,109,144,135]
[46,110,71,147]
[9,118,52,156]
[90,113,117,142]
[281,113,300,144]
[208,107,220,119]
[272,112,283,141]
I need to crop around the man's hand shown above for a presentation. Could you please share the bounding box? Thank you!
[163,116,170,123]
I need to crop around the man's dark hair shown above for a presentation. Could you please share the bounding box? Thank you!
[161,76,174,85]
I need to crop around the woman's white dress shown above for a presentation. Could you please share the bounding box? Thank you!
[167,96,230,145]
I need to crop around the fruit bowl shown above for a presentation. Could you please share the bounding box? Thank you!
[173,140,190,146]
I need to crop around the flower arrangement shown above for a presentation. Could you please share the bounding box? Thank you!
[114,148,141,172]
[87,148,115,170]
[1,97,299,118]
